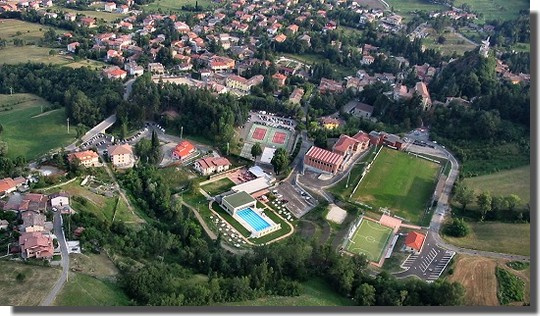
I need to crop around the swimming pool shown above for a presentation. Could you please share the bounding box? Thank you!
[237,208,271,232]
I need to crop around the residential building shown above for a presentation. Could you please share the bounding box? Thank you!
[369,131,403,150]
[303,146,344,174]
[107,144,135,168]
[414,81,432,110]
[67,150,100,167]
[0,220,8,230]
[102,66,127,80]
[289,87,304,104]
[272,73,287,86]
[50,193,69,209]
[66,42,80,53]
[172,141,195,160]
[3,193,48,213]
[361,55,375,65]
[320,117,341,130]
[319,78,344,94]
[194,156,231,176]
[19,232,54,259]
[148,62,165,74]
[348,101,374,119]
[20,211,46,232]
[0,177,25,196]
[104,2,116,12]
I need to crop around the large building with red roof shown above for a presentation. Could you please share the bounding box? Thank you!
[172,141,195,160]
[19,232,54,259]
[303,146,344,174]
[403,231,426,254]
[67,150,99,167]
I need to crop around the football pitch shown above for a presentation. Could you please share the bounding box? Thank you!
[346,218,393,262]
[352,147,440,225]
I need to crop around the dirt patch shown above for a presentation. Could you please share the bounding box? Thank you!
[326,204,347,224]
[69,253,119,281]
[448,255,499,306]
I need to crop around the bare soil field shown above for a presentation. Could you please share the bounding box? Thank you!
[448,255,499,306]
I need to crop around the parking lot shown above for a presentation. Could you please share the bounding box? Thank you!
[394,233,455,282]
[273,182,316,218]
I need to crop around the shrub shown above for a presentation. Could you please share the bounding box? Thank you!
[496,267,525,305]
[506,261,529,271]
[443,218,469,237]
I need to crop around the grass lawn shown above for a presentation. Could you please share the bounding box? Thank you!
[0,44,106,69]
[385,0,446,19]
[51,6,127,23]
[220,278,353,306]
[0,93,75,159]
[353,147,440,225]
[156,166,193,191]
[0,19,62,43]
[443,221,530,256]
[201,177,235,196]
[282,53,355,78]
[462,165,530,207]
[53,272,131,306]
[346,218,393,262]
[423,30,477,56]
[453,0,529,21]
[0,261,61,306]
[143,0,215,13]
[328,147,376,199]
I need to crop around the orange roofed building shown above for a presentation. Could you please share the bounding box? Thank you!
[403,231,426,254]
[19,232,54,259]
[68,150,100,167]
[172,141,195,160]
[303,146,344,174]
[107,144,135,168]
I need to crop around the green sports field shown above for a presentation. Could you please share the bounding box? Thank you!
[346,218,393,262]
[352,147,440,225]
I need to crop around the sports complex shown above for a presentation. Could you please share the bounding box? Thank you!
[240,116,295,162]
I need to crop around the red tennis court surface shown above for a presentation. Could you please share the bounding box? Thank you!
[272,131,287,144]
[252,127,267,140]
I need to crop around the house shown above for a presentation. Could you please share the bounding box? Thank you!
[50,193,69,209]
[20,211,47,232]
[369,131,403,150]
[106,49,122,61]
[64,13,76,21]
[226,74,249,92]
[3,193,48,213]
[286,24,299,34]
[403,231,426,254]
[289,87,304,104]
[117,4,129,14]
[172,141,195,160]
[274,34,287,43]
[0,220,8,230]
[320,117,341,130]
[102,66,127,80]
[174,21,190,33]
[67,42,80,53]
[361,55,375,65]
[298,34,311,46]
[148,62,165,74]
[319,78,344,94]
[272,73,287,87]
[331,131,370,157]
[0,177,26,196]
[124,62,144,76]
[104,2,116,12]
[348,101,374,119]
[107,144,135,168]
[19,232,54,259]
[303,146,344,174]
[194,156,231,176]
[79,17,96,28]
[67,150,99,167]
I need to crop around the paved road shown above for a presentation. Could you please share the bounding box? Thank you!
[124,78,136,101]
[40,211,69,306]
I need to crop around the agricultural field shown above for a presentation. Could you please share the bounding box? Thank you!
[143,0,215,13]
[447,255,530,306]
[352,147,440,225]
[423,29,478,56]
[50,6,128,23]
[0,261,61,306]
[453,0,529,21]
[462,165,530,208]
[0,93,75,159]
[385,0,446,19]
[201,177,236,196]
[443,222,530,256]
[221,278,353,306]
[0,19,61,43]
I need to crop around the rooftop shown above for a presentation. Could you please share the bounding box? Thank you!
[222,191,256,209]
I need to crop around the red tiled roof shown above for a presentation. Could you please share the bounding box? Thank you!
[305,146,343,166]
[173,141,195,159]
[108,144,132,156]
[196,156,231,170]
[333,135,358,154]
[352,131,370,142]
[68,150,98,162]
[0,178,17,193]
[404,231,425,251]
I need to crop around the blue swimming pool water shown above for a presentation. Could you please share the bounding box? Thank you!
[237,208,271,232]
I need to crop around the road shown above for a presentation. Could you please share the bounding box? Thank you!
[40,211,69,306]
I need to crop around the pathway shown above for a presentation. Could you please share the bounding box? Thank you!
[102,162,140,222]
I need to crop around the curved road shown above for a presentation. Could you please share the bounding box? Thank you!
[40,211,69,306]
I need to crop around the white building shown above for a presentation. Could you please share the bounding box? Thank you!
[107,144,135,168]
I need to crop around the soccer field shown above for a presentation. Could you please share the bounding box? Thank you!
[346,218,393,262]
[353,147,440,225]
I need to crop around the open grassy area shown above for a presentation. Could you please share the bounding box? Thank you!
[0,44,106,69]
[201,177,235,196]
[0,93,75,159]
[50,6,127,23]
[220,278,353,306]
[0,19,61,43]
[462,165,530,207]
[143,0,215,13]
[352,147,440,225]
[156,166,193,192]
[423,29,477,56]
[442,221,530,256]
[282,53,355,78]
[385,0,446,19]
[53,272,131,306]
[453,0,529,21]
[328,147,376,200]
[346,218,393,262]
[0,261,61,306]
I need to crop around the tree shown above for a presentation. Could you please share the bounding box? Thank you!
[355,283,376,306]
[0,141,7,156]
[270,147,289,175]
[444,218,469,237]
[477,191,492,221]
[505,194,521,212]
[251,142,262,160]
[453,183,475,211]
[49,49,57,56]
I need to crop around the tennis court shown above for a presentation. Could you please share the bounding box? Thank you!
[346,218,393,262]
[272,131,288,145]
[245,123,292,149]
[252,127,268,141]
